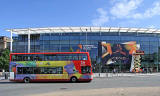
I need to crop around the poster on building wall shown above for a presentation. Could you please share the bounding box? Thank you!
[99,41,137,66]
[70,44,97,52]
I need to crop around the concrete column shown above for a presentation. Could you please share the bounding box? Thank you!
[59,33,61,52]
[85,29,88,52]
[10,30,13,52]
[118,31,120,36]
[28,29,30,53]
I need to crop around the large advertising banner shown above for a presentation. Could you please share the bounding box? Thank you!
[98,41,139,72]
[100,41,137,65]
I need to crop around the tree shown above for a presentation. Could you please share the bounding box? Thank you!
[0,49,10,72]
[69,46,74,52]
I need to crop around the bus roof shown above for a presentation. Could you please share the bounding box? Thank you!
[10,52,89,55]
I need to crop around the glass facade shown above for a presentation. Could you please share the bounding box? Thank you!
[12,31,160,73]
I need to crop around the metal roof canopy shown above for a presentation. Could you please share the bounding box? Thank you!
[6,27,160,35]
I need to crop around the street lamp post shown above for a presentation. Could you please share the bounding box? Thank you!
[10,30,13,52]
[28,29,30,53]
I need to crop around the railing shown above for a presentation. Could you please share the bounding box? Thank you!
[93,73,159,78]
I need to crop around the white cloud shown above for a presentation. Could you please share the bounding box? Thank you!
[148,25,156,29]
[141,1,160,18]
[132,1,160,19]
[110,0,160,19]
[110,0,143,18]
[91,0,160,26]
[92,8,109,26]
[132,13,143,19]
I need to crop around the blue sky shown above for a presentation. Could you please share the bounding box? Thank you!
[1,0,160,36]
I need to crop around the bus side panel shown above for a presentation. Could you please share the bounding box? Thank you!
[9,62,16,80]
[10,60,92,81]
[36,61,69,80]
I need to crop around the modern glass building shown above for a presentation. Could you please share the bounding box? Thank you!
[7,27,160,73]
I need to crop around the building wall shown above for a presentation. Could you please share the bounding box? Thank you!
[0,36,10,50]
[12,32,160,73]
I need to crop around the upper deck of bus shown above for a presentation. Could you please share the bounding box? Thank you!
[10,52,91,62]
[10,52,89,55]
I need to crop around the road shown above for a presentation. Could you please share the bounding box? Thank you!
[0,75,160,96]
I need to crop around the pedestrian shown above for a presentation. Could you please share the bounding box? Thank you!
[113,68,116,74]
[5,73,7,79]
[150,67,152,73]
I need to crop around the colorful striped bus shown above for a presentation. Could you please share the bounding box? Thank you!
[9,52,93,83]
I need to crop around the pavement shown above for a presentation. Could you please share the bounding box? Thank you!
[29,87,160,96]
[0,79,9,82]
[0,75,160,96]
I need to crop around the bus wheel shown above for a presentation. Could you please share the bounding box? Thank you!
[70,76,77,83]
[24,77,30,83]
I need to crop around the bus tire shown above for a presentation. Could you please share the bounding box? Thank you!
[70,76,77,83]
[24,77,30,83]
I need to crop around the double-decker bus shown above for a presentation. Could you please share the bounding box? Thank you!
[9,52,93,83]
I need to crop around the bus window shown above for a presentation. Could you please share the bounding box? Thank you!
[38,54,43,61]
[22,55,28,61]
[72,54,79,60]
[22,67,33,74]
[17,67,23,74]
[44,68,52,74]
[28,67,33,74]
[33,67,41,74]
[47,68,53,74]
[12,55,17,61]
[28,55,34,61]
[52,68,57,74]
[40,67,45,74]
[17,55,23,61]
[62,55,68,61]
[33,54,43,61]
[23,67,28,74]
[79,54,88,60]
[56,54,62,61]
[57,67,63,74]
[44,55,49,61]
[68,54,73,60]
[52,55,57,61]
[44,55,55,61]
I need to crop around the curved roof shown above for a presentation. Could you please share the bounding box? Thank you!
[6,27,160,35]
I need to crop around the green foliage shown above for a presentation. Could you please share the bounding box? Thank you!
[0,49,10,71]
[69,47,74,52]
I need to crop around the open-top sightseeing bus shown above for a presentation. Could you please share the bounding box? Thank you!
[9,52,93,83]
